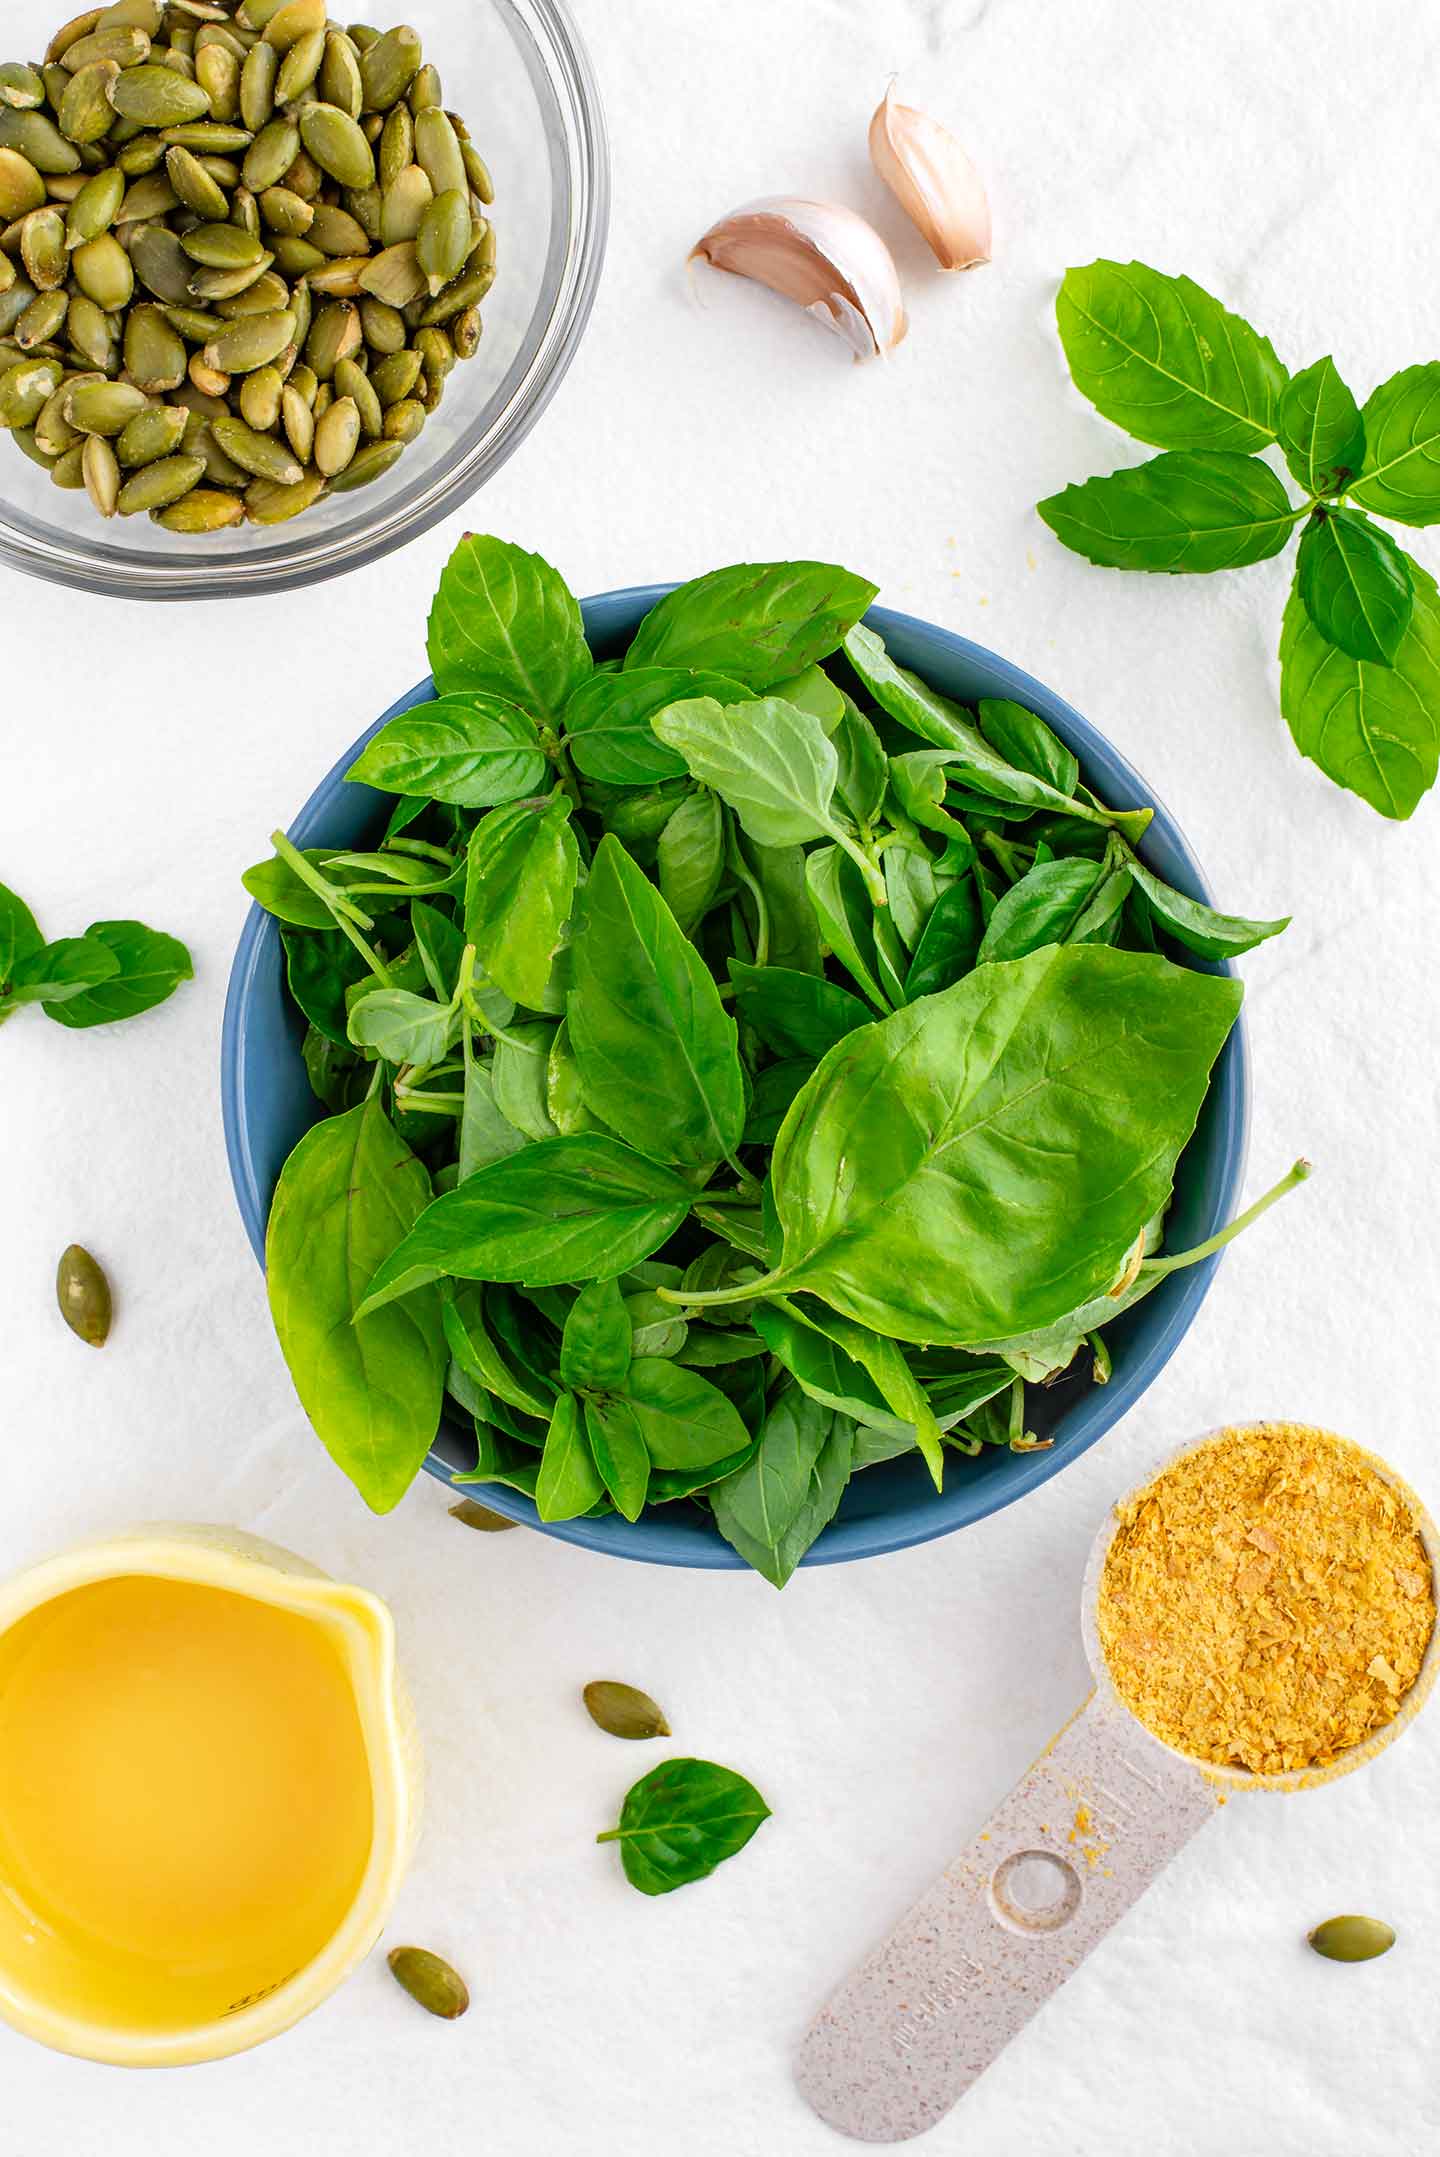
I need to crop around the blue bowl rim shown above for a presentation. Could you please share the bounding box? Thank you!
[221,590,1250,1571]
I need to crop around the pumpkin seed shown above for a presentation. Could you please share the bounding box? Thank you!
[212,408,300,480]
[187,251,274,301]
[65,162,125,244]
[359,24,422,113]
[81,425,119,511]
[1308,1915,1395,1963]
[59,59,122,145]
[378,395,422,443]
[188,351,228,395]
[117,168,178,220]
[240,114,297,191]
[307,201,369,256]
[357,238,421,306]
[413,106,464,199]
[270,233,322,276]
[303,252,364,298]
[97,1,164,34]
[459,140,493,205]
[325,433,399,489]
[408,63,442,115]
[279,377,312,457]
[582,1681,671,1742]
[0,276,38,339]
[194,41,240,125]
[261,0,327,51]
[72,229,133,307]
[258,182,311,235]
[236,362,281,429]
[123,298,185,387]
[46,10,106,65]
[16,289,69,348]
[204,303,293,373]
[298,102,374,191]
[181,218,265,269]
[314,389,359,474]
[56,1244,112,1346]
[386,1947,469,2021]
[378,160,429,245]
[108,62,211,128]
[0,110,83,176]
[115,132,166,173]
[216,265,287,315]
[416,186,469,296]
[51,438,86,485]
[41,62,74,115]
[356,293,403,353]
[60,25,149,72]
[0,64,47,112]
[318,29,363,118]
[161,300,224,339]
[451,304,481,360]
[239,38,278,130]
[370,344,419,405]
[420,263,492,327]
[158,122,253,152]
[65,373,145,431]
[275,26,325,104]
[377,99,411,189]
[449,1498,517,1533]
[116,398,187,463]
[33,380,81,454]
[244,464,324,520]
[282,144,322,198]
[0,147,48,219]
[67,289,116,365]
[347,23,381,52]
[114,447,202,510]
[165,141,228,217]
[333,352,380,437]
[20,206,69,291]
[129,218,194,301]
[152,481,242,528]
[303,292,360,375]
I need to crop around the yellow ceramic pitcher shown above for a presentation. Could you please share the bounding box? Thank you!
[0,1525,422,2067]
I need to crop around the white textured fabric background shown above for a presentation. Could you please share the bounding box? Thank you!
[3,2,1439,2151]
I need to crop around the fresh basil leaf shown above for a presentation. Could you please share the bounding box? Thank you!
[1349,363,1440,527]
[283,926,368,1047]
[693,1203,771,1264]
[346,693,548,806]
[882,841,942,948]
[904,876,983,999]
[597,1756,772,1894]
[357,1135,695,1314]
[625,561,878,687]
[1055,259,1286,451]
[1067,865,1129,945]
[303,1025,366,1112]
[657,786,725,936]
[623,1289,688,1359]
[976,701,1079,796]
[1296,506,1413,667]
[348,985,459,1069]
[743,1059,810,1145]
[546,1014,604,1135]
[266,1098,445,1513]
[832,694,889,825]
[782,1299,944,1489]
[581,1393,651,1519]
[455,1421,542,1498]
[924,1359,1019,1427]
[459,1055,527,1177]
[444,1284,555,1418]
[613,1358,750,1471]
[1279,552,1440,818]
[410,901,465,1002]
[1124,856,1288,959]
[0,881,43,989]
[803,846,892,1011]
[769,664,847,729]
[1277,355,1365,498]
[568,834,745,1168]
[887,752,972,844]
[427,533,591,715]
[38,920,191,1027]
[561,1275,632,1391]
[675,1327,768,1367]
[565,667,749,784]
[9,935,120,1006]
[845,622,988,752]
[739,836,824,976]
[464,794,579,1009]
[754,945,1242,1345]
[976,857,1102,963]
[751,1301,913,1440]
[1037,450,1299,571]
[536,1390,604,1521]
[727,961,870,1060]
[492,1019,560,1141]
[710,1387,853,1588]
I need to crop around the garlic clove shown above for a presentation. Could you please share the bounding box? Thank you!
[690,196,907,362]
[869,84,991,272]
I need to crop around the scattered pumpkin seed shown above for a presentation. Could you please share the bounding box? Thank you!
[582,1682,672,1742]
[56,1243,112,1346]
[1308,1915,1396,1963]
[449,1498,518,1533]
[386,1947,469,2021]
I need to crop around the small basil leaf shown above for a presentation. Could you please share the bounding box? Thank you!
[1037,450,1298,572]
[613,1358,750,1471]
[348,985,459,1069]
[464,794,579,1009]
[443,1284,555,1419]
[284,926,369,1046]
[9,935,121,1006]
[1296,506,1414,667]
[459,1055,527,1178]
[491,1020,560,1141]
[1123,855,1289,960]
[536,1391,605,1522]
[1349,363,1440,527]
[1277,355,1365,498]
[565,667,749,784]
[597,1757,772,1894]
[428,533,591,716]
[657,786,725,936]
[710,1387,853,1588]
[38,920,191,1027]
[561,1277,632,1392]
[976,858,1102,963]
[582,1393,651,1520]
[346,693,548,806]
[0,880,43,989]
[625,561,877,686]
[727,961,871,1061]
[976,701,1079,796]
[904,876,983,1000]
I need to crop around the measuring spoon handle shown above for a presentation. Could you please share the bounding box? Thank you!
[795,1691,1220,2144]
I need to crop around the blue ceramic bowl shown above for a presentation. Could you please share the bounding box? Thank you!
[222,590,1249,1570]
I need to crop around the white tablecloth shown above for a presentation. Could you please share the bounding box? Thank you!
[3,2,1437,2150]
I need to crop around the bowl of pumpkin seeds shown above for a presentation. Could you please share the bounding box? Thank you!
[0,0,608,597]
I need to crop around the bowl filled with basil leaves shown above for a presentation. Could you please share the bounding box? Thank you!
[223,537,1305,1583]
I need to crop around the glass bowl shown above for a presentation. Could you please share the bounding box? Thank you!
[222,594,1250,1572]
[0,0,608,600]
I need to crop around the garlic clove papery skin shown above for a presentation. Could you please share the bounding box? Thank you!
[690,196,907,362]
[869,85,991,272]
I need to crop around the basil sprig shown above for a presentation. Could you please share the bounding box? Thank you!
[1039,259,1440,819]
